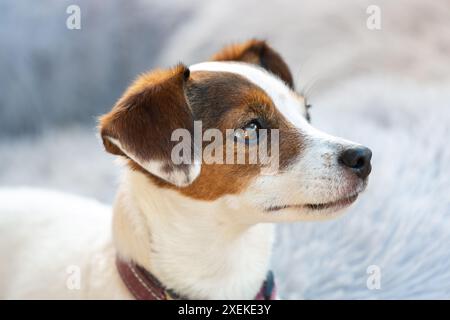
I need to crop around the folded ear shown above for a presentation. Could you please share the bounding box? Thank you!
[211,39,294,89]
[99,64,200,187]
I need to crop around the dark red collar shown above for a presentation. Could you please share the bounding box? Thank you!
[116,256,276,300]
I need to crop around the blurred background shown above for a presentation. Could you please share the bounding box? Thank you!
[1,0,449,298]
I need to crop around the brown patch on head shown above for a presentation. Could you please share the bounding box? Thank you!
[211,39,294,89]
[134,71,303,200]
[180,71,273,200]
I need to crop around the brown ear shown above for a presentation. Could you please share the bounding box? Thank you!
[211,39,294,88]
[99,64,200,187]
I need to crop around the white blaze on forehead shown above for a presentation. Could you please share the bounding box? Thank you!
[190,61,307,128]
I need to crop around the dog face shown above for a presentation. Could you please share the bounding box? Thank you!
[99,40,371,222]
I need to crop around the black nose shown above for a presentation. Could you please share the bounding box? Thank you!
[339,146,372,179]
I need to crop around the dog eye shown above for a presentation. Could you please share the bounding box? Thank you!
[244,120,260,132]
[235,120,261,143]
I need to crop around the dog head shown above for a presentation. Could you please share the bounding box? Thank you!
[99,39,372,222]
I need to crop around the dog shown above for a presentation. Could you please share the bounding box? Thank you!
[0,39,371,299]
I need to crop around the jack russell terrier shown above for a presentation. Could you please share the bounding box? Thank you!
[0,39,371,299]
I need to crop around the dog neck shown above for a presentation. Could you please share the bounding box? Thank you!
[112,169,274,299]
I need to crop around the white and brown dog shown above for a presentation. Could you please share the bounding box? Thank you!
[0,40,371,299]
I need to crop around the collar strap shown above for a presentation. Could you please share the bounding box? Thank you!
[116,256,276,300]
